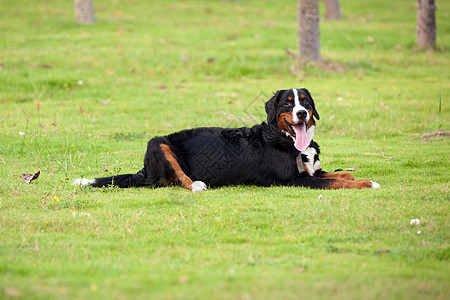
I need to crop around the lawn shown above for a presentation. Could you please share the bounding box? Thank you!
[0,0,449,299]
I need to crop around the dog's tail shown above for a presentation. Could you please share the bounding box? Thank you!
[73,168,146,188]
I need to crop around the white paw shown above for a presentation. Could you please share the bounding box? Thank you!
[72,178,95,186]
[191,181,207,192]
[371,181,381,189]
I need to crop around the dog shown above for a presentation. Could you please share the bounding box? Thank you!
[74,88,380,191]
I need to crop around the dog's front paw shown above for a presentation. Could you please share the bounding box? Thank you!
[191,181,207,192]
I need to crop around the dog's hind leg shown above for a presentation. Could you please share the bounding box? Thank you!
[314,170,355,181]
[159,144,207,192]
[289,175,380,189]
[325,178,380,189]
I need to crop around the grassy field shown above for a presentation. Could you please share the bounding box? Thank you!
[0,0,449,299]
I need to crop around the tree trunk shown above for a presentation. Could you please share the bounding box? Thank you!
[324,0,341,20]
[297,0,321,65]
[416,0,436,47]
[74,0,95,24]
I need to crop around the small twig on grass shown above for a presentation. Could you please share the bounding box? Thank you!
[286,48,297,59]
[412,130,450,137]
[334,167,359,172]
[361,152,393,159]
[408,131,450,141]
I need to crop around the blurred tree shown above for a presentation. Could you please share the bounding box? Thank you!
[75,0,95,24]
[324,0,341,20]
[416,0,436,47]
[297,0,321,65]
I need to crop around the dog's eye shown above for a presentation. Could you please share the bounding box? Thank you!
[302,101,312,109]
[284,102,293,107]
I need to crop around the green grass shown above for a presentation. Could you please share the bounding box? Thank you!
[0,0,449,299]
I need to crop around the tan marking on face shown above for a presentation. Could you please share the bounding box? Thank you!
[300,94,305,99]
[288,96,293,100]
[160,144,194,190]
[277,112,295,133]
[307,109,315,129]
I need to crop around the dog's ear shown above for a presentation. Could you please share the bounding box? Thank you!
[265,90,282,124]
[301,88,320,120]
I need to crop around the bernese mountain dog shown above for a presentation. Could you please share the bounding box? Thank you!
[74,88,380,191]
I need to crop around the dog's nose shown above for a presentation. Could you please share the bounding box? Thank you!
[297,110,307,120]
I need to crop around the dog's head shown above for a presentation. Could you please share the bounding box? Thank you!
[265,88,320,152]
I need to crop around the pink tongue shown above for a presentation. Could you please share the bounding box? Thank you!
[293,123,309,151]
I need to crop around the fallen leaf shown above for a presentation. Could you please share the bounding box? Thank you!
[54,195,60,202]
[19,171,40,183]
[334,167,359,172]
